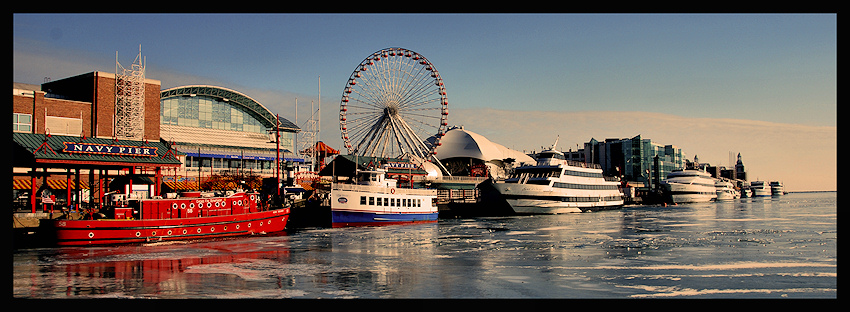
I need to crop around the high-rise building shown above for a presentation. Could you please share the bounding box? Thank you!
[574,135,684,189]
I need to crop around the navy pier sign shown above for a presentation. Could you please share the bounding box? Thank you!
[62,142,158,157]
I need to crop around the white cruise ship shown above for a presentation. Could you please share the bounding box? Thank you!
[491,140,624,214]
[770,181,784,196]
[715,179,739,201]
[662,169,717,203]
[750,181,771,197]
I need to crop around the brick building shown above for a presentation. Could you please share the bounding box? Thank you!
[14,71,161,139]
[12,72,181,212]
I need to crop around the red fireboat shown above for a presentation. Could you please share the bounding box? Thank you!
[51,190,289,246]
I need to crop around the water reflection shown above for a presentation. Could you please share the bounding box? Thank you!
[15,236,292,298]
[13,193,836,298]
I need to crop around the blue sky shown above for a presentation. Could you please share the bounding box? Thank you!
[13,13,836,191]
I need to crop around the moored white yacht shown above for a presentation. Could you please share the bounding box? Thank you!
[491,138,624,214]
[661,169,717,203]
[770,181,784,196]
[740,185,753,198]
[715,179,739,201]
[750,181,771,197]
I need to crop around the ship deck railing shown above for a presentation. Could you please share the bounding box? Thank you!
[332,183,437,196]
[423,176,488,184]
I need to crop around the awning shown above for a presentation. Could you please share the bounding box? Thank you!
[12,179,90,190]
[162,181,199,191]
[13,132,184,168]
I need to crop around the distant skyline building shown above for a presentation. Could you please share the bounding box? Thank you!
[565,135,684,189]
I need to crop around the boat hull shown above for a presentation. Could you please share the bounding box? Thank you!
[52,208,290,246]
[505,197,624,214]
[715,191,738,201]
[665,183,716,203]
[330,183,438,228]
[670,193,715,203]
[752,188,771,197]
[493,183,623,214]
[771,185,784,196]
[331,210,437,227]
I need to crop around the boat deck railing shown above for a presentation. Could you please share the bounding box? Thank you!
[332,183,437,196]
[563,159,602,169]
[424,176,488,184]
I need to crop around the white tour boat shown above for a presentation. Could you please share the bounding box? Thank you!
[662,169,717,203]
[492,139,624,214]
[750,181,771,197]
[715,179,739,201]
[770,181,784,196]
[330,166,438,227]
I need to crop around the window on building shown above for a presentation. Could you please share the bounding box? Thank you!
[161,95,269,134]
[13,113,32,132]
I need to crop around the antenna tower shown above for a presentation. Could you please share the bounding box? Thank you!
[114,46,146,140]
[297,77,321,171]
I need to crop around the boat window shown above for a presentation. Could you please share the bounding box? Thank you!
[369,197,375,205]
[377,197,383,206]
[539,152,565,160]
[360,196,366,205]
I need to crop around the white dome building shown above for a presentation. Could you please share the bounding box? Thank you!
[431,126,534,179]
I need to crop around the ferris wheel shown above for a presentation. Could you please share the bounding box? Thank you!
[339,47,449,160]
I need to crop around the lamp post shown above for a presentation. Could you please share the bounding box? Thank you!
[268,114,281,197]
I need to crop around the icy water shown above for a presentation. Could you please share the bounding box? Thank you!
[13,192,836,299]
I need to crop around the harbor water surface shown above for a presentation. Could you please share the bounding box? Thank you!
[13,192,836,299]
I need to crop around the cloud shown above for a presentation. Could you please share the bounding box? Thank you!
[449,108,836,192]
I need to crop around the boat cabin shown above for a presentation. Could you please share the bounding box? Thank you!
[535,149,566,166]
[356,168,397,189]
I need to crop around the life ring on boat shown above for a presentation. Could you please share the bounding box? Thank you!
[172,203,178,209]
[391,188,395,194]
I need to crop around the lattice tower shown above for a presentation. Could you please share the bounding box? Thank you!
[114,46,146,140]
[296,77,321,171]
[297,99,319,171]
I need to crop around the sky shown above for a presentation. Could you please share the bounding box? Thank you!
[12,13,836,191]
